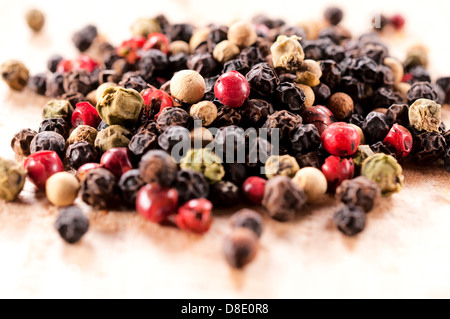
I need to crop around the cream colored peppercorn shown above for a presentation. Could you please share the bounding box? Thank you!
[67,125,98,146]
[169,41,190,55]
[46,172,80,207]
[296,84,315,108]
[213,40,240,64]
[96,82,117,104]
[271,35,305,70]
[170,70,206,104]
[190,101,218,126]
[292,168,328,203]
[190,28,210,51]
[227,21,257,48]
[296,59,322,87]
[384,57,404,84]
[409,98,441,132]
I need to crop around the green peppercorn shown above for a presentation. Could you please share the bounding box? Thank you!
[43,100,74,121]
[180,148,225,183]
[361,153,404,196]
[408,98,441,133]
[67,125,98,146]
[96,87,144,128]
[0,157,26,202]
[95,125,131,153]
[265,155,300,179]
[0,60,29,91]
[352,145,375,167]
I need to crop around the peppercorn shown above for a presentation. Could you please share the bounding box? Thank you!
[169,41,190,56]
[28,73,47,95]
[118,72,148,92]
[224,228,258,269]
[230,209,263,238]
[292,167,328,203]
[262,176,307,222]
[0,157,26,202]
[222,58,250,75]
[319,60,341,89]
[324,6,344,25]
[173,170,210,205]
[246,137,273,169]
[213,40,240,64]
[55,206,89,244]
[333,205,366,237]
[209,181,240,208]
[362,112,390,145]
[275,82,306,112]
[46,172,80,207]
[227,21,257,49]
[385,104,409,127]
[212,104,242,127]
[190,101,218,126]
[246,63,280,96]
[38,118,71,139]
[170,70,206,104]
[190,127,214,148]
[25,8,45,32]
[42,99,73,121]
[404,45,428,71]
[295,152,321,169]
[156,107,190,132]
[312,83,331,106]
[296,60,322,87]
[81,168,117,210]
[158,125,190,153]
[63,69,92,96]
[118,169,145,208]
[180,148,224,183]
[239,99,273,128]
[0,60,29,91]
[66,142,98,170]
[336,176,381,213]
[45,72,65,97]
[11,128,37,157]
[362,153,403,196]
[139,150,178,187]
[265,155,299,179]
[263,110,303,140]
[30,131,66,159]
[223,163,247,186]
[296,84,315,108]
[406,82,439,105]
[271,35,305,70]
[412,131,446,164]
[352,145,375,175]
[67,125,98,146]
[72,25,98,52]
[409,99,441,133]
[290,124,321,155]
[327,92,354,120]
[95,125,132,153]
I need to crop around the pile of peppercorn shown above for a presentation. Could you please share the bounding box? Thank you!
[1,7,449,269]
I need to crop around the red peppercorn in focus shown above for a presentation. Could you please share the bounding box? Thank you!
[100,148,133,178]
[383,124,413,159]
[72,102,101,128]
[136,184,179,224]
[175,198,213,234]
[242,177,266,205]
[321,122,360,157]
[321,156,355,191]
[142,89,173,120]
[214,71,250,109]
[24,151,64,189]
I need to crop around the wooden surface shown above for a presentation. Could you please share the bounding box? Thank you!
[1,0,450,299]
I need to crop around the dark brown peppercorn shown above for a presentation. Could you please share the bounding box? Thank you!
[118,71,148,92]
[344,57,378,84]
[241,99,274,127]
[61,91,85,108]
[212,104,242,127]
[340,76,373,102]
[46,72,65,97]
[158,125,190,152]
[376,65,395,87]
[118,169,145,208]
[372,87,400,110]
[385,104,409,127]
[11,128,37,157]
[30,131,66,159]
[170,24,194,43]
[291,124,321,155]
[313,83,331,105]
[362,112,390,145]
[55,206,89,244]
[333,205,366,236]
[222,58,250,75]
[81,168,117,210]
[139,49,169,81]
[406,82,439,105]
[276,82,306,112]
[223,163,247,186]
[38,118,71,139]
[295,152,321,169]
[320,60,341,89]
[72,25,98,52]
[224,228,258,269]
[239,47,264,68]
[63,69,93,96]
[66,142,98,170]
[139,150,178,187]
[436,77,450,104]
[157,107,190,132]
[187,52,219,78]
[47,54,63,73]
[412,131,446,164]
[207,25,228,52]
[336,176,381,213]
[324,6,344,25]
[230,209,263,238]
[246,63,280,96]
[209,181,241,208]
[174,170,210,205]
[29,73,47,95]
[262,176,307,222]
[263,110,303,140]
[370,141,397,158]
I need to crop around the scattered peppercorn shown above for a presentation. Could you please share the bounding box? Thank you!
[0,60,29,91]
[11,128,37,157]
[46,172,80,207]
[336,176,381,213]
[55,206,89,244]
[230,209,263,238]
[0,157,26,202]
[224,228,258,269]
[333,205,366,237]
[362,154,404,196]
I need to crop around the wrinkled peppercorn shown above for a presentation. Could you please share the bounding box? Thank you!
[158,125,190,152]
[409,99,441,133]
[30,131,66,159]
[118,169,145,208]
[43,99,73,121]
[406,82,439,105]
[230,209,263,238]
[38,118,71,139]
[362,153,403,195]
[372,87,400,110]
[67,125,98,146]
[61,91,86,108]
[11,128,37,157]
[209,181,240,207]
[386,104,409,127]
[362,112,390,145]
[339,76,372,102]
[128,129,158,160]
[333,205,366,236]
[81,168,117,210]
[290,124,321,154]
[336,176,381,213]
[412,131,446,164]
[246,63,280,96]
[212,104,242,127]
[265,155,300,179]
[47,54,63,73]
[0,157,26,202]
[222,58,250,75]
[190,101,218,126]
[223,163,247,186]
[180,148,225,183]
[240,99,274,128]
[63,69,93,96]
[207,25,228,52]
[0,60,29,91]
[187,52,219,78]
[276,82,306,112]
[139,150,178,187]
[174,170,210,204]
[370,141,397,157]
[263,110,303,140]
[295,152,321,169]
[55,206,89,244]
[66,141,98,170]
[118,72,148,92]
[29,73,47,95]
[320,60,341,89]
[72,25,98,52]
[95,125,132,153]
[313,83,331,105]
[157,107,190,132]
[45,72,65,97]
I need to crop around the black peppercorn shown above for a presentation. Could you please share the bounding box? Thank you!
[359,41,388,65]
[375,65,395,87]
[313,83,331,105]
[222,58,250,75]
[324,6,344,25]
[61,91,85,108]
[385,104,409,127]
[138,49,169,81]
[246,63,280,96]
[66,141,98,170]
[157,107,190,132]
[290,124,321,155]
[224,228,258,269]
[436,77,450,105]
[212,104,242,127]
[263,110,303,140]
[223,163,247,186]
[333,205,366,236]
[372,87,400,109]
[81,168,117,210]
[339,76,372,102]
[72,25,98,52]
[38,118,71,139]
[214,125,246,160]
[412,131,446,164]
[168,53,188,74]
[63,69,92,96]
[29,73,47,95]
[324,45,345,63]
[230,209,264,238]
[170,24,194,43]
[174,170,210,205]
[407,66,431,84]
[45,72,65,97]
[239,47,264,68]
[158,125,190,152]
[370,141,397,158]
[139,150,178,187]
[295,152,321,169]
[30,131,66,159]
[187,52,219,78]
[118,71,148,92]
[207,25,228,52]
[320,60,342,89]
[128,130,158,161]
[118,169,145,208]
[47,54,63,73]
[336,176,381,213]
[240,99,274,128]
[362,112,390,144]
[55,206,89,244]
[406,82,439,105]
[209,181,241,208]
[275,82,306,112]
[344,57,378,84]
[11,128,37,157]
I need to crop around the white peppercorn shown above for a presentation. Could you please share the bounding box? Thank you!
[46,172,80,207]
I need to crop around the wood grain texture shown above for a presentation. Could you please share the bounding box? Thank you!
[1,0,450,298]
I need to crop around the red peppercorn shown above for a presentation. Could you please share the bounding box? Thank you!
[76,163,103,181]
[242,177,266,205]
[321,156,354,191]
[321,122,360,157]
[301,105,333,135]
[72,102,102,128]
[136,184,179,224]
[24,151,64,189]
[214,71,250,109]
[142,89,174,120]
[117,36,146,64]
[56,59,73,73]
[73,55,99,73]
[175,198,213,234]
[383,124,413,159]
[100,148,133,178]
[143,33,169,54]
[390,14,406,30]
